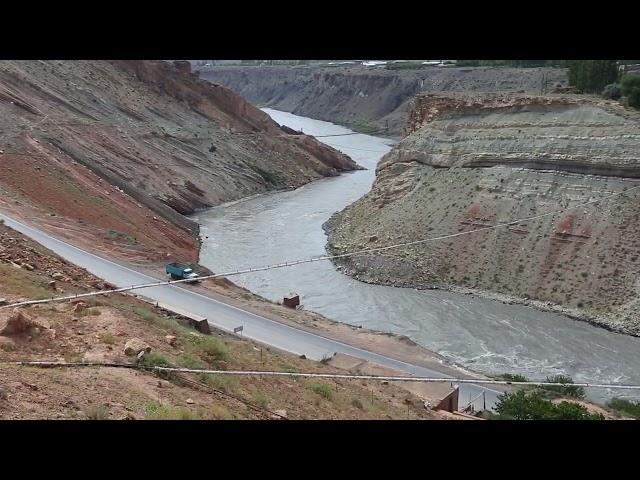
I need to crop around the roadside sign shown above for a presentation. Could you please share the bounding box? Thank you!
[234,325,243,334]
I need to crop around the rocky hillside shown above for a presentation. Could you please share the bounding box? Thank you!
[0,61,357,264]
[200,65,568,136]
[326,92,640,335]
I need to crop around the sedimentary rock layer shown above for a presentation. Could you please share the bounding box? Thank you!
[326,93,640,334]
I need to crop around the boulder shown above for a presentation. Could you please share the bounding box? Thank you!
[270,409,288,419]
[123,338,151,356]
[0,298,7,306]
[165,335,177,347]
[0,308,50,336]
[22,263,35,271]
[52,272,64,281]
[73,302,88,314]
[47,280,56,290]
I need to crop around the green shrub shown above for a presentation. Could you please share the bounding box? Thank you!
[494,390,602,420]
[138,352,172,368]
[607,398,640,419]
[602,83,622,100]
[541,375,585,399]
[501,373,528,383]
[621,75,640,108]
[351,398,364,409]
[144,402,202,420]
[310,383,333,400]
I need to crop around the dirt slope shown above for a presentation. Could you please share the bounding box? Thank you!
[0,61,358,264]
[200,65,568,136]
[326,92,640,335]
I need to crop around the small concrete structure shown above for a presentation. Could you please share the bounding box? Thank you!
[282,293,300,309]
[436,386,459,413]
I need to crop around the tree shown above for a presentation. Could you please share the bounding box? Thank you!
[568,60,620,93]
[621,75,640,108]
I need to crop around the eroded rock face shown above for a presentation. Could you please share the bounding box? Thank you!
[397,93,640,178]
[0,60,358,264]
[327,93,640,334]
[200,66,568,136]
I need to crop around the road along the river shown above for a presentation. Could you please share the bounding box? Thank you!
[0,212,502,410]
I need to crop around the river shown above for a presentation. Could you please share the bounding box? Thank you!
[194,109,640,405]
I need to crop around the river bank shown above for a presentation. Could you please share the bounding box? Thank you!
[322,211,639,338]
[195,109,640,406]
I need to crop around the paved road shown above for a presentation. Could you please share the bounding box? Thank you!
[0,212,502,411]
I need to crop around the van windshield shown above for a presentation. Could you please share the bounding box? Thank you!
[183,268,192,273]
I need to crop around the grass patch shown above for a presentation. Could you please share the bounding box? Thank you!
[0,264,56,300]
[117,304,184,333]
[253,393,270,409]
[251,165,280,185]
[84,404,110,420]
[100,333,116,345]
[201,374,238,393]
[351,120,380,134]
[144,401,202,420]
[106,230,138,245]
[607,398,640,419]
[280,365,299,373]
[176,354,207,369]
[188,335,229,362]
[309,382,333,400]
[351,398,364,409]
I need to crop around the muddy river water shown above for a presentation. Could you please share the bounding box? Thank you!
[194,109,640,404]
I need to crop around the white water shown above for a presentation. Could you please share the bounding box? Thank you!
[194,109,640,404]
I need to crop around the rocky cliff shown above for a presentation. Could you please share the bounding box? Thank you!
[0,60,357,263]
[326,92,640,335]
[199,65,568,136]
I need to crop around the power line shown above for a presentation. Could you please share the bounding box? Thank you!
[314,130,387,138]
[5,361,640,391]
[2,182,639,310]
[322,142,391,153]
